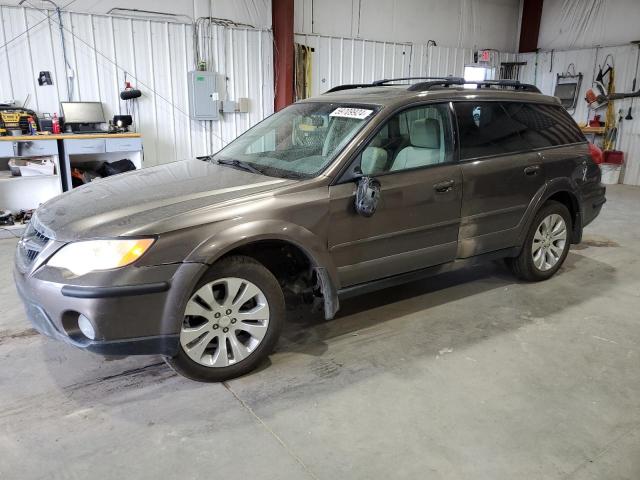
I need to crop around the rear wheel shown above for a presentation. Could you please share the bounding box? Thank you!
[166,255,285,382]
[507,201,571,281]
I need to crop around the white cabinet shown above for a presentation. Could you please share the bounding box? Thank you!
[17,140,58,156]
[106,138,142,153]
[61,135,144,191]
[64,138,106,155]
[0,142,15,157]
[0,134,144,213]
[0,139,62,213]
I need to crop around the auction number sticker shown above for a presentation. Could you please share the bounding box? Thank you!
[329,107,373,119]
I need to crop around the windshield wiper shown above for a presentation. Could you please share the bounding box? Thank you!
[216,158,263,175]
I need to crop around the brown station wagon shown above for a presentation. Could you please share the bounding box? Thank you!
[14,77,607,381]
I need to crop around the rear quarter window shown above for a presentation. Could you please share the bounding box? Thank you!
[502,103,585,149]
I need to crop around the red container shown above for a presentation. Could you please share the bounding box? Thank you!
[603,150,624,165]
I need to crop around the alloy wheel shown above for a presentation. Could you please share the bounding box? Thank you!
[180,277,270,368]
[531,213,567,271]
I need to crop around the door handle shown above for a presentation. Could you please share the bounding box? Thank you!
[433,179,455,193]
[524,165,541,176]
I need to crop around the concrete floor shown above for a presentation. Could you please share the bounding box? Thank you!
[1,185,639,480]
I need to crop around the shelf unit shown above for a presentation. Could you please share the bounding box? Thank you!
[0,133,143,213]
[0,139,63,213]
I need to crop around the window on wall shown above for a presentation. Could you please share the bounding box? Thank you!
[359,103,454,175]
[454,102,526,160]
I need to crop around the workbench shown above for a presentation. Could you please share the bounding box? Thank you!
[0,133,143,213]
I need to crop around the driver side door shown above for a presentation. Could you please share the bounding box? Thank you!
[328,103,463,287]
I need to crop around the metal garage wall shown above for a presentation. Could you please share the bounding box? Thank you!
[0,5,274,166]
[295,35,519,95]
[294,34,411,96]
[518,45,640,186]
[411,45,516,77]
[409,45,517,79]
[410,45,473,78]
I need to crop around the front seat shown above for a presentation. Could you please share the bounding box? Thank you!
[361,146,387,175]
[391,118,442,171]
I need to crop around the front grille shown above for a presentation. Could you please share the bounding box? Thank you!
[16,216,53,270]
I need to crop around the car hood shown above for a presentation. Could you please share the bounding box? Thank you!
[35,159,295,241]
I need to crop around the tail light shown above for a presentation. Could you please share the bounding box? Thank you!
[588,142,604,164]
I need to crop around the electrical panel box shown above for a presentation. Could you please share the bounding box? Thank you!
[237,97,250,113]
[187,71,219,120]
[222,100,237,113]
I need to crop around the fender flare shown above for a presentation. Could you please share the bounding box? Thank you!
[185,219,341,319]
[516,179,583,249]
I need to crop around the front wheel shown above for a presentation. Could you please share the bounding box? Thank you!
[507,201,572,281]
[166,255,285,382]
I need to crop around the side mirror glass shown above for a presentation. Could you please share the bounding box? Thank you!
[354,176,381,217]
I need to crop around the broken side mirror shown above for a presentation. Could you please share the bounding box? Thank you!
[354,176,381,217]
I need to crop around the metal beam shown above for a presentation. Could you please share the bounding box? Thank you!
[272,0,294,111]
[518,0,543,53]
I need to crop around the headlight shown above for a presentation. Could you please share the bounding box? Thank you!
[47,238,155,276]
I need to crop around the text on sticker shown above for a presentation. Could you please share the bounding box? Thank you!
[329,107,373,119]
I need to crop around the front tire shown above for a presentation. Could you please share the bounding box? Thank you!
[166,255,285,382]
[507,201,572,281]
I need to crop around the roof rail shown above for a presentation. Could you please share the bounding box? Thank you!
[323,83,374,93]
[371,76,463,86]
[324,76,464,94]
[407,78,541,93]
[324,77,541,94]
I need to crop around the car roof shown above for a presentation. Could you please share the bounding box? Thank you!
[300,84,561,108]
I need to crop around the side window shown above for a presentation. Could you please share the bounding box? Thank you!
[360,104,454,175]
[502,102,585,149]
[454,102,525,159]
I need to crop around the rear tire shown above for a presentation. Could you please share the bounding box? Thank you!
[507,201,572,281]
[166,255,285,382]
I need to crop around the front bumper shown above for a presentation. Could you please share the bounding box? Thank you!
[14,260,207,356]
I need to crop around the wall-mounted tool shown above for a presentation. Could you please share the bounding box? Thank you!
[120,87,142,100]
[118,74,140,131]
[625,41,640,120]
[120,73,142,100]
[585,62,613,110]
[554,64,582,110]
[37,71,53,86]
[120,89,142,100]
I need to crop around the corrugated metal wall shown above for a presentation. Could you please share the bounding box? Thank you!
[410,45,517,78]
[518,45,640,186]
[410,45,474,78]
[295,35,519,94]
[0,5,274,166]
[294,34,412,96]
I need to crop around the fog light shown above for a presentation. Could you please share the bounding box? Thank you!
[78,314,96,340]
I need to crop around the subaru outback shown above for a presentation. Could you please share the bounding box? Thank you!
[14,77,606,381]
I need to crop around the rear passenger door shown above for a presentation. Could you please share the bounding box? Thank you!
[454,101,545,257]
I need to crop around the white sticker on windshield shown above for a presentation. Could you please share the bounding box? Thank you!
[329,107,373,119]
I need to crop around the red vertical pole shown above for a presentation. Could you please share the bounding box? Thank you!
[272,0,295,111]
[518,0,544,53]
